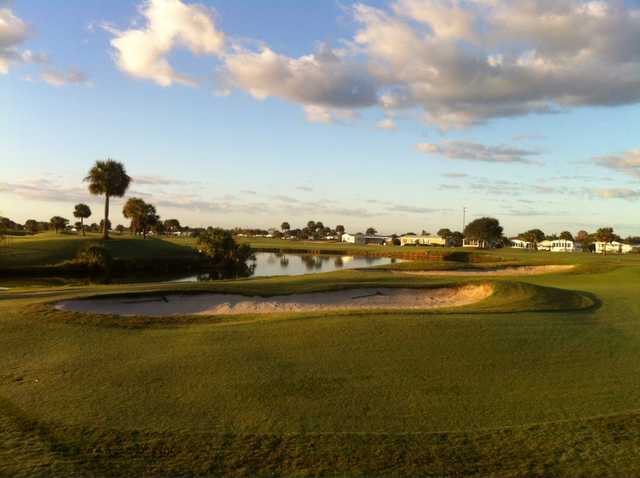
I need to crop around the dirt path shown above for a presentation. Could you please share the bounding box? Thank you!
[55,284,493,317]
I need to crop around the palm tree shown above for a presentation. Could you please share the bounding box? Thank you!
[281,221,290,233]
[73,203,92,236]
[84,159,131,240]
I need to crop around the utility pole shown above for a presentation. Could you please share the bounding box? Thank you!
[462,206,468,232]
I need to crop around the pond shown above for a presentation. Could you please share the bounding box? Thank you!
[173,252,404,282]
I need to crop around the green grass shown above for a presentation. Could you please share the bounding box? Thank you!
[3,239,640,475]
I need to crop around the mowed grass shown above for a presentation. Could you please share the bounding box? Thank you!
[3,238,640,475]
[0,232,200,270]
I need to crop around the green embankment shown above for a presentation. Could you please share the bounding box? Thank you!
[0,232,202,277]
[2,236,640,476]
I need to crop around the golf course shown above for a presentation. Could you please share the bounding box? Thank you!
[2,233,640,476]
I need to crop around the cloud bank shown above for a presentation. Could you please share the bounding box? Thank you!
[417,141,541,164]
[593,149,640,178]
[106,0,640,128]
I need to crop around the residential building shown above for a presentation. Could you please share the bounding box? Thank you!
[341,233,365,245]
[510,239,535,250]
[463,239,494,248]
[400,235,451,247]
[594,241,637,254]
[537,240,553,251]
[550,239,582,252]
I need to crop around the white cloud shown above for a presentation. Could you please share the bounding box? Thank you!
[0,7,29,74]
[106,0,225,86]
[593,149,640,178]
[42,68,91,87]
[376,117,397,130]
[221,44,377,114]
[417,141,542,164]
[353,0,640,128]
[105,0,640,129]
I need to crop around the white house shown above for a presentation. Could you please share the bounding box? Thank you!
[550,239,582,253]
[537,240,553,251]
[463,239,494,249]
[341,233,365,245]
[594,241,636,254]
[510,239,534,250]
[401,235,451,247]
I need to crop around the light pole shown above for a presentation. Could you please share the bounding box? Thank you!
[462,206,468,232]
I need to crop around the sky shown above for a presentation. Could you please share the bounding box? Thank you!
[2,0,640,236]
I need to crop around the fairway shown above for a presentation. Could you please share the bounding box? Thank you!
[2,240,640,476]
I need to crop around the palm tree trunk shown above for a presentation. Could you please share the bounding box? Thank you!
[103,194,110,240]
[81,218,85,236]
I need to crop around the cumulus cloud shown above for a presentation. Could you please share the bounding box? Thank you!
[106,0,225,86]
[353,0,640,128]
[417,141,542,164]
[0,7,30,74]
[42,68,91,87]
[221,43,377,118]
[593,149,640,178]
[105,0,640,128]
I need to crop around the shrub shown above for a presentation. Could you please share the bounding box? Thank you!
[76,245,113,275]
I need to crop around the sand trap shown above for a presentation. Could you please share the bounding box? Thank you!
[398,265,574,277]
[55,284,493,317]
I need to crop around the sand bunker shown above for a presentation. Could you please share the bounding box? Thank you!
[55,284,493,317]
[398,265,574,277]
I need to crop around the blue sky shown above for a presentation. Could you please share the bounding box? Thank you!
[2,0,640,236]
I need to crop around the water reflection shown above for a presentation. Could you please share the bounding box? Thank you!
[174,252,404,282]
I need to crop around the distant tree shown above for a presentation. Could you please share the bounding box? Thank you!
[197,228,255,278]
[519,229,545,244]
[115,224,126,235]
[281,221,290,233]
[437,228,452,239]
[152,221,166,236]
[50,216,69,233]
[464,217,503,245]
[307,220,316,231]
[546,233,559,241]
[315,221,324,231]
[335,225,345,236]
[559,231,574,241]
[123,198,159,239]
[366,227,377,235]
[24,219,39,234]
[576,230,589,242]
[164,219,181,233]
[595,227,618,256]
[449,231,464,247]
[73,203,92,236]
[85,159,131,240]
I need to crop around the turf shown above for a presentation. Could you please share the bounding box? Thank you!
[2,238,640,476]
[0,232,200,270]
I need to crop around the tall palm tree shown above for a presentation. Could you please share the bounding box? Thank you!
[84,159,131,240]
[73,203,92,236]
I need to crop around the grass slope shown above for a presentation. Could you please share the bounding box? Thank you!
[2,248,640,476]
[0,232,200,269]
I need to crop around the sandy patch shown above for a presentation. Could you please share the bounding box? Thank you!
[397,265,574,277]
[55,284,493,317]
